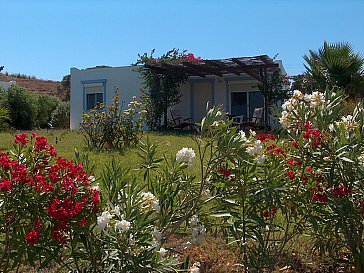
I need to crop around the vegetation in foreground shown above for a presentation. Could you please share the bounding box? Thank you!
[0,87,363,272]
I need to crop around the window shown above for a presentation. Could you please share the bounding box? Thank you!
[82,80,106,111]
[86,93,103,110]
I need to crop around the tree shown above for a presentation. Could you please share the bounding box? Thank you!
[61,74,71,101]
[303,41,364,97]
[258,70,290,127]
[136,49,201,130]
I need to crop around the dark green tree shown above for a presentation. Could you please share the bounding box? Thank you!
[303,41,364,97]
[61,74,71,101]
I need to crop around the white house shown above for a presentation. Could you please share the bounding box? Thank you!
[0,80,16,90]
[70,56,286,130]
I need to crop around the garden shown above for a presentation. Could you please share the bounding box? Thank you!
[0,42,363,272]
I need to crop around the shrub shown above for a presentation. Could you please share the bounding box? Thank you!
[37,94,61,128]
[1,85,38,130]
[50,101,70,129]
[0,107,11,130]
[0,133,100,271]
[80,94,144,150]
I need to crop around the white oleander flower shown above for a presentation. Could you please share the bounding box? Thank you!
[246,140,262,155]
[157,247,168,257]
[340,115,358,131]
[309,91,325,108]
[141,192,160,212]
[97,211,112,230]
[115,219,131,231]
[129,234,135,245]
[238,130,247,141]
[292,90,304,100]
[176,147,196,168]
[189,215,199,226]
[212,120,220,127]
[255,154,266,164]
[329,123,335,132]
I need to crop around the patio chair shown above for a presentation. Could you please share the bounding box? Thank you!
[240,107,264,131]
[170,110,194,130]
[231,115,245,128]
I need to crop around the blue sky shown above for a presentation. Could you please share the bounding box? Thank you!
[1,0,364,81]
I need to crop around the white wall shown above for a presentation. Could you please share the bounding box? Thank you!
[0,80,16,90]
[70,66,143,129]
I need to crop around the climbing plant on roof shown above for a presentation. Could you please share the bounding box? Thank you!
[136,49,202,130]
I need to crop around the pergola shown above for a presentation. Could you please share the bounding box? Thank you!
[144,55,280,84]
[144,55,280,127]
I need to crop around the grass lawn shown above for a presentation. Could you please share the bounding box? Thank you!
[0,129,201,177]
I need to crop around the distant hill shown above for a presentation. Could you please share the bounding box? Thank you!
[0,73,68,101]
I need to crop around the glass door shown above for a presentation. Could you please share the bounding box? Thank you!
[230,92,247,116]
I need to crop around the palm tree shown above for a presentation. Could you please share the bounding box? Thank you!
[303,41,364,97]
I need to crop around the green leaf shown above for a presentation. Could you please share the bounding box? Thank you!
[210,212,232,217]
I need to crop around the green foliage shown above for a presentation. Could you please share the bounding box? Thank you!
[50,101,70,128]
[0,107,11,130]
[303,41,364,97]
[136,49,197,129]
[37,94,61,128]
[0,85,63,129]
[60,74,70,101]
[0,85,39,130]
[80,94,144,150]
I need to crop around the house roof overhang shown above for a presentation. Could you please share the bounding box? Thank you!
[144,55,280,83]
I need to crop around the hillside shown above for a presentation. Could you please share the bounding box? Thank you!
[0,73,68,101]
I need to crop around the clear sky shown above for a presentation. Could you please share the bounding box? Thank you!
[1,0,363,81]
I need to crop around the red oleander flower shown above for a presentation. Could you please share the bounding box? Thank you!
[25,228,41,245]
[219,168,231,177]
[0,178,13,192]
[271,205,277,216]
[287,158,301,166]
[332,184,352,198]
[256,133,276,143]
[79,217,87,227]
[289,141,299,149]
[15,133,28,145]
[311,193,328,203]
[287,170,295,180]
[263,205,277,218]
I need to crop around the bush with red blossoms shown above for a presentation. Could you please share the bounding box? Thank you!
[278,87,364,272]
[0,133,100,270]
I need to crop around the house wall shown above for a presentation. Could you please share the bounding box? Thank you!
[0,80,16,90]
[70,66,142,129]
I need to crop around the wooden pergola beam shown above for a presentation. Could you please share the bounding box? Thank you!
[182,61,223,77]
[231,58,264,83]
[161,62,207,78]
[205,60,241,76]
